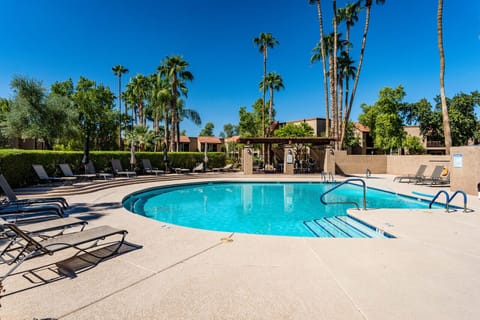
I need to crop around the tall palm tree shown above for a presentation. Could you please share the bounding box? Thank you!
[348,0,386,122]
[253,33,279,138]
[129,74,150,127]
[437,0,451,155]
[337,51,357,148]
[112,64,128,148]
[260,72,285,125]
[309,0,329,137]
[158,56,194,151]
[332,0,339,148]
[156,77,172,149]
[317,32,344,148]
[337,1,361,124]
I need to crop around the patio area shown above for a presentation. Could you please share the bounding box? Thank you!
[2,173,480,319]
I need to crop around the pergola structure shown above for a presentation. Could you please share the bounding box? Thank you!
[238,137,335,145]
[237,136,336,174]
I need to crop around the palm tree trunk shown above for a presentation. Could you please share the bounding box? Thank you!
[163,103,169,150]
[438,0,451,155]
[262,47,267,163]
[315,0,330,137]
[269,86,274,127]
[117,76,122,149]
[348,3,371,125]
[329,55,336,148]
[332,0,339,149]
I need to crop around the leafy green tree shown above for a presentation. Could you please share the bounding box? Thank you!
[0,98,11,147]
[238,98,265,138]
[274,122,314,137]
[374,113,405,152]
[219,123,239,139]
[437,92,479,146]
[343,121,360,149]
[199,122,215,136]
[358,86,407,152]
[411,92,479,147]
[403,135,425,154]
[7,76,77,149]
[71,77,118,150]
[274,122,314,164]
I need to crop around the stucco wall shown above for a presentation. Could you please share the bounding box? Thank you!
[335,151,387,174]
[450,146,480,195]
[335,152,452,177]
[386,155,450,176]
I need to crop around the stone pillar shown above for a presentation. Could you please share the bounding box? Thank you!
[283,145,295,175]
[243,145,254,174]
[323,146,336,174]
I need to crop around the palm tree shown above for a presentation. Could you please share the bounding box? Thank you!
[129,74,150,127]
[309,0,329,137]
[332,0,339,148]
[317,32,344,148]
[437,0,451,155]
[112,64,128,148]
[337,51,357,148]
[253,33,279,138]
[348,0,386,123]
[177,98,202,144]
[260,72,285,125]
[158,56,194,151]
[337,1,361,131]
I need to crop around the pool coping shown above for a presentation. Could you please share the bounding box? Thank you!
[2,174,480,319]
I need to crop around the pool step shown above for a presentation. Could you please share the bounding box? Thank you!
[303,215,394,238]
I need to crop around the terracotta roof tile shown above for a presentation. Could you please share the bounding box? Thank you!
[198,136,222,144]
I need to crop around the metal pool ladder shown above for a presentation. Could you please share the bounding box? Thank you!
[320,171,335,183]
[429,189,474,213]
[320,178,367,210]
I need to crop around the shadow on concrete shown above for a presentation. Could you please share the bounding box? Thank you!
[1,241,142,298]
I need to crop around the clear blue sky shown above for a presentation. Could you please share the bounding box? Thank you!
[1,0,479,136]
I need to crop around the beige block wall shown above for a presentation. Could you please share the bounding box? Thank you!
[450,146,480,195]
[387,155,450,176]
[335,151,387,174]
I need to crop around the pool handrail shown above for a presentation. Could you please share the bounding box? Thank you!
[320,178,367,210]
[428,190,450,211]
[447,190,474,213]
[328,172,335,183]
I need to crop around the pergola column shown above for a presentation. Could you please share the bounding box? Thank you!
[243,145,254,174]
[283,145,295,175]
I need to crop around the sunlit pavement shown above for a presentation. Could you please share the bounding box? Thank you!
[2,174,480,320]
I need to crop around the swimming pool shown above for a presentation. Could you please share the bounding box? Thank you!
[123,181,442,237]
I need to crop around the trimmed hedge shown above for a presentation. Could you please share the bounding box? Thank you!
[0,149,226,188]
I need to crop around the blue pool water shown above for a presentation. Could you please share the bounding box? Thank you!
[123,181,441,237]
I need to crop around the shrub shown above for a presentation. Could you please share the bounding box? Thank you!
[0,149,226,188]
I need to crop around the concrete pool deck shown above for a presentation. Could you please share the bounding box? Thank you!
[2,174,480,319]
